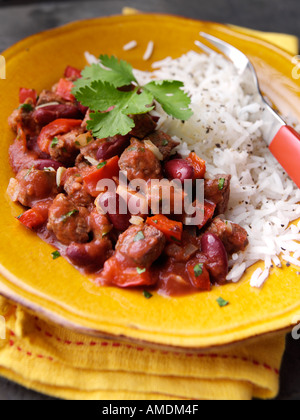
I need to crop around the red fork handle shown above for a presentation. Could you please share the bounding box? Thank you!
[269,126,300,189]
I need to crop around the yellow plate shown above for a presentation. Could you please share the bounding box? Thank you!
[1,14,300,350]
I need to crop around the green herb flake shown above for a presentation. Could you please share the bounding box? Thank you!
[194,263,203,278]
[50,137,59,148]
[153,220,158,224]
[24,165,34,179]
[170,236,180,243]
[136,267,146,274]
[17,214,23,220]
[134,231,145,242]
[162,139,169,146]
[52,251,61,260]
[19,103,33,112]
[43,167,55,173]
[143,290,153,299]
[218,178,225,191]
[216,297,229,308]
[97,161,107,170]
[61,209,79,223]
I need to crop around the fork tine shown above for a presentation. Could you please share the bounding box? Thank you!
[199,32,249,74]
[194,40,216,55]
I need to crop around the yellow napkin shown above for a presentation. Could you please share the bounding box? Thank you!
[0,296,286,400]
[0,12,298,400]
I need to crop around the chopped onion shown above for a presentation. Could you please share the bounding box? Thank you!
[129,216,144,225]
[6,178,20,202]
[143,139,163,161]
[182,243,199,260]
[75,132,93,148]
[85,156,99,166]
[56,167,66,188]
[35,101,60,109]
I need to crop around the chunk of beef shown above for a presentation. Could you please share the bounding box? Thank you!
[129,114,156,139]
[16,168,58,207]
[47,194,90,245]
[36,90,66,106]
[204,174,231,215]
[49,128,83,166]
[145,131,179,160]
[207,217,249,254]
[116,224,166,268]
[63,168,93,207]
[119,138,163,182]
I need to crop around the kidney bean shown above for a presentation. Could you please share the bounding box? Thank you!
[97,192,131,232]
[96,135,130,161]
[164,159,194,183]
[33,159,63,171]
[77,102,89,116]
[66,239,111,270]
[33,104,82,126]
[201,232,228,285]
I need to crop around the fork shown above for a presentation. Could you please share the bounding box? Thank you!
[198,32,300,189]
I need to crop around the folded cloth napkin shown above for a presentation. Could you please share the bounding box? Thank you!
[0,296,286,400]
[0,13,298,400]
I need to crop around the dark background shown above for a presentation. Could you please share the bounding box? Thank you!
[0,0,300,400]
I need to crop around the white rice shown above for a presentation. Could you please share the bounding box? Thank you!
[123,40,138,51]
[143,41,154,61]
[85,49,300,288]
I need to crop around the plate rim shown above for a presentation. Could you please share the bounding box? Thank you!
[1,13,300,349]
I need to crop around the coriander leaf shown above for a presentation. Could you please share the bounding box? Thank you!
[72,56,137,94]
[134,231,145,242]
[99,54,138,87]
[61,209,79,223]
[143,290,153,299]
[19,103,33,112]
[218,178,225,190]
[97,161,107,170]
[81,82,154,138]
[194,263,204,278]
[136,267,146,274]
[74,81,123,111]
[143,80,193,121]
[52,251,61,260]
[216,297,229,308]
[87,110,135,139]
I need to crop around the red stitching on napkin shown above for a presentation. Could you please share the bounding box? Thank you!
[32,324,280,375]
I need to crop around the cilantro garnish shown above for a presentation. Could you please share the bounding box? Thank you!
[52,251,61,260]
[218,178,225,190]
[136,267,146,274]
[216,297,229,308]
[162,139,169,146]
[24,165,34,179]
[51,137,59,148]
[143,290,153,299]
[194,263,203,278]
[19,103,33,112]
[97,161,107,170]
[134,231,145,242]
[73,55,193,138]
[61,209,79,223]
